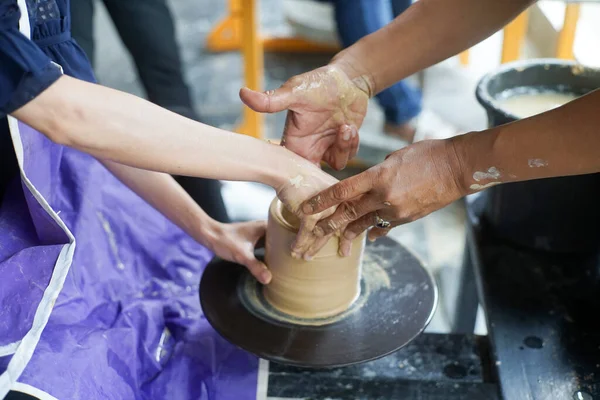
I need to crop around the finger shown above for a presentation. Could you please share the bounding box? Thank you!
[302,170,376,215]
[344,211,398,241]
[249,221,267,246]
[281,114,327,166]
[322,150,334,170]
[239,86,294,114]
[303,234,332,260]
[329,125,354,171]
[349,126,360,160]
[322,147,339,170]
[313,194,383,237]
[241,254,272,284]
[342,212,378,241]
[368,224,397,242]
[291,216,319,259]
[338,236,353,257]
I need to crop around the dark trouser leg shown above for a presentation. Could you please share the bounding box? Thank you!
[70,0,96,66]
[391,0,414,18]
[172,176,230,223]
[101,0,195,115]
[332,0,422,125]
[172,178,229,223]
[0,122,19,202]
[99,0,229,222]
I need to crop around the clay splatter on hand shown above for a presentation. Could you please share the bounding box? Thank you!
[528,158,548,168]
[473,166,501,182]
[470,182,501,191]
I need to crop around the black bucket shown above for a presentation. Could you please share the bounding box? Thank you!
[475,59,600,253]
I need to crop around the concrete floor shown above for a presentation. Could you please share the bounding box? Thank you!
[90,0,518,334]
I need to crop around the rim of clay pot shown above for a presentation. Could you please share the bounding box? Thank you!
[268,197,354,258]
[475,58,590,122]
[270,198,300,233]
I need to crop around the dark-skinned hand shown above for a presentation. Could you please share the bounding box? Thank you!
[295,140,465,257]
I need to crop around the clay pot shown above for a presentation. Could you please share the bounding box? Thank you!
[264,197,366,319]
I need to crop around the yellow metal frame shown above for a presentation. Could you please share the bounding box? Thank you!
[207,0,339,139]
[236,0,264,138]
[501,11,530,63]
[500,4,581,64]
[207,0,339,54]
[556,3,581,59]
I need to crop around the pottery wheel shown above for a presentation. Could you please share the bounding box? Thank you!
[199,236,437,368]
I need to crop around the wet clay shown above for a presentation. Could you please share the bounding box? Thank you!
[264,198,366,319]
[497,91,577,119]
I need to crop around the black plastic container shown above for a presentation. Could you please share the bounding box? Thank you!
[475,59,600,253]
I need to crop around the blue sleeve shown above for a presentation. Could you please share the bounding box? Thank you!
[0,1,62,118]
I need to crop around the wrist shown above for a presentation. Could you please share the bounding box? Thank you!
[187,210,220,248]
[261,143,314,191]
[259,142,292,189]
[446,129,499,195]
[330,49,375,98]
[444,136,469,198]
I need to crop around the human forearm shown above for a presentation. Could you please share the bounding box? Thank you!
[451,89,600,192]
[12,75,313,189]
[100,160,219,246]
[102,160,274,284]
[331,0,533,95]
[300,90,600,246]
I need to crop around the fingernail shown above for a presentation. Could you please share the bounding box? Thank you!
[291,251,299,259]
[383,201,391,206]
[261,270,272,284]
[351,127,357,138]
[313,226,325,237]
[369,236,376,242]
[343,129,351,141]
[302,203,314,214]
[342,247,350,257]
[303,254,313,261]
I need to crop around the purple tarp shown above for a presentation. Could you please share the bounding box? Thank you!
[0,120,259,399]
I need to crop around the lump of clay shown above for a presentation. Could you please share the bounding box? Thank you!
[264,198,365,319]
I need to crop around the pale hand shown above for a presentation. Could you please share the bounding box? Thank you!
[275,161,340,260]
[299,140,466,256]
[239,65,370,170]
[205,221,271,284]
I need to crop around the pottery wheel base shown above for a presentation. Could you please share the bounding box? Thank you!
[199,236,437,368]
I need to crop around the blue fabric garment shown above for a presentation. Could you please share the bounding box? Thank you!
[0,1,62,116]
[0,0,259,398]
[327,0,422,125]
[0,0,95,115]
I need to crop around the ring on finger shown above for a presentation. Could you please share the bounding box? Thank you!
[374,211,391,229]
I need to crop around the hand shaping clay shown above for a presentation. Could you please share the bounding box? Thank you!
[264,198,366,319]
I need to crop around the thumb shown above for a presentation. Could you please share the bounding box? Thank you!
[241,252,272,285]
[249,221,267,246]
[327,125,357,171]
[239,86,294,114]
